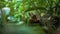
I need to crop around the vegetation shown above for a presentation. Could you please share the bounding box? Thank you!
[0,0,60,34]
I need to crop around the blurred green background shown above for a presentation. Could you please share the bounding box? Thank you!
[0,0,60,34]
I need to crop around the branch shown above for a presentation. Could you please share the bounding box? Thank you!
[24,7,47,12]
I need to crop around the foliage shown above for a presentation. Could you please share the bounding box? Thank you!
[0,0,60,34]
[0,0,60,23]
[0,0,60,24]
